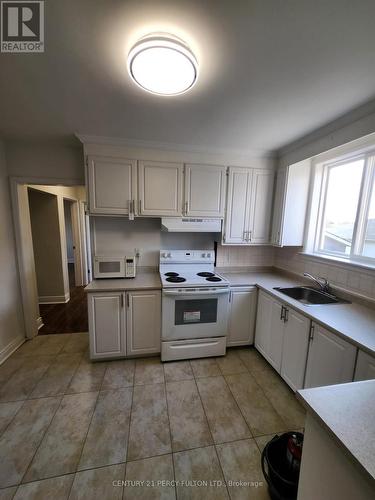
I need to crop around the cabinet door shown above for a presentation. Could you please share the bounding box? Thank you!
[223,168,252,244]
[271,167,287,246]
[354,350,375,381]
[248,169,274,244]
[227,287,257,346]
[255,291,273,357]
[304,323,357,388]
[138,161,183,216]
[87,156,137,215]
[280,308,310,391]
[88,292,125,359]
[267,299,285,371]
[126,290,161,356]
[184,164,226,217]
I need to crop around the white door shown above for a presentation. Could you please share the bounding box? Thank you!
[267,298,285,371]
[87,156,137,215]
[88,292,125,360]
[227,287,257,346]
[138,160,183,216]
[271,167,287,246]
[248,169,274,244]
[354,350,375,381]
[223,168,252,244]
[184,164,226,217]
[280,308,310,391]
[255,291,274,358]
[304,323,357,388]
[126,290,161,355]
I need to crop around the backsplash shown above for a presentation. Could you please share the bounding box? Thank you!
[274,246,375,301]
[216,244,275,268]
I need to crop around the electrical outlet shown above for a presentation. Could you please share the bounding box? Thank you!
[135,248,141,258]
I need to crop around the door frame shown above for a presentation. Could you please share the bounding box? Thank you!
[10,176,84,339]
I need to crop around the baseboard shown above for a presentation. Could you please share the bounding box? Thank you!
[39,292,70,304]
[0,335,25,365]
[36,316,44,330]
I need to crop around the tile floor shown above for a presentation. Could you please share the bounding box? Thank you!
[0,333,305,499]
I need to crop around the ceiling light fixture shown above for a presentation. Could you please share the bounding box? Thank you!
[127,33,198,96]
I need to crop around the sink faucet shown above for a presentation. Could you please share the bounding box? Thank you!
[303,273,330,293]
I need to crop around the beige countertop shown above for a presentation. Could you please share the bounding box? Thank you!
[220,270,375,356]
[85,272,161,292]
[297,380,375,483]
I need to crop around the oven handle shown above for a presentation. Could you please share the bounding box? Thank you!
[163,288,230,296]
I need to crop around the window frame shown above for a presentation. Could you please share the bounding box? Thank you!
[312,150,375,265]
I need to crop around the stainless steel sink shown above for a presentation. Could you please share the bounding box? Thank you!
[273,286,350,306]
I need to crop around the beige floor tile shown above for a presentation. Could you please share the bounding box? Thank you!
[163,361,194,383]
[79,388,132,470]
[14,474,74,500]
[225,373,287,436]
[196,377,251,443]
[134,358,164,385]
[173,446,228,500]
[0,356,55,402]
[216,351,248,376]
[190,358,221,378]
[237,348,272,374]
[0,397,61,488]
[12,337,45,357]
[69,463,125,500]
[124,454,175,499]
[254,434,276,454]
[0,486,17,500]
[62,333,89,354]
[216,439,269,500]
[254,370,306,429]
[0,401,23,436]
[166,380,212,452]
[30,353,82,398]
[128,383,171,461]
[14,335,71,357]
[0,357,24,384]
[67,356,106,394]
[24,392,98,482]
[101,359,135,390]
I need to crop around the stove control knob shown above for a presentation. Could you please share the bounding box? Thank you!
[201,252,206,258]
[162,252,168,258]
[207,252,211,258]
[167,253,172,258]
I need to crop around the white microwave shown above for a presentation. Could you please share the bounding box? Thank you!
[93,255,136,279]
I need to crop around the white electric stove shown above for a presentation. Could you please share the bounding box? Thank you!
[160,250,230,361]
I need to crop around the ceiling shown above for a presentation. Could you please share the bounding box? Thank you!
[1,0,375,155]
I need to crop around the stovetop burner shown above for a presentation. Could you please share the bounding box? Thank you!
[165,276,186,283]
[164,272,179,277]
[206,276,222,282]
[197,272,215,277]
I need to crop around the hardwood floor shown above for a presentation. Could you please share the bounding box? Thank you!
[39,264,88,334]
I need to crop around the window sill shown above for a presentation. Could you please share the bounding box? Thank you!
[298,252,375,273]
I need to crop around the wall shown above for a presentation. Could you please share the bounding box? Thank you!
[64,201,74,263]
[28,189,66,302]
[216,244,274,268]
[0,141,25,361]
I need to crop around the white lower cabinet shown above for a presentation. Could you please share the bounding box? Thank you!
[304,323,357,388]
[88,290,161,360]
[255,290,310,390]
[227,287,257,346]
[353,349,375,381]
[126,290,161,356]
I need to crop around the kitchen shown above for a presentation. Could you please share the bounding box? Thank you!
[1,1,375,499]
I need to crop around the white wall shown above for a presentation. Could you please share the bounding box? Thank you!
[0,141,25,361]
[64,201,74,263]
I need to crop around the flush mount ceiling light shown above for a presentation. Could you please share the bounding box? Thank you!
[127,33,198,96]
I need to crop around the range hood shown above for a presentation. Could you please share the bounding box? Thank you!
[161,218,222,233]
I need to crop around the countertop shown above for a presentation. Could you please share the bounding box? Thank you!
[220,270,375,356]
[297,380,375,483]
[85,272,161,292]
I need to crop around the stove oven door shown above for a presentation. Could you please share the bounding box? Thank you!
[162,288,230,341]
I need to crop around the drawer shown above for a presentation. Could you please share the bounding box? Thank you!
[161,336,226,361]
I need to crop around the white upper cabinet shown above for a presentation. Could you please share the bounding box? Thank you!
[138,160,183,216]
[227,286,257,346]
[184,164,226,217]
[87,156,137,215]
[248,169,274,244]
[304,323,357,388]
[223,167,274,245]
[354,350,375,381]
[271,160,311,247]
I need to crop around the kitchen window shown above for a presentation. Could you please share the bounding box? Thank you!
[313,152,375,264]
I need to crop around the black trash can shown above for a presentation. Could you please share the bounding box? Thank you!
[261,432,304,500]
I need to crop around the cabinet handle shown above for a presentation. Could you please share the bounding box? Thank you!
[284,307,289,323]
[248,230,252,242]
[184,201,188,215]
[121,294,124,308]
[309,324,315,341]
[280,306,285,321]
[139,200,142,213]
[127,294,130,308]
[242,230,246,242]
